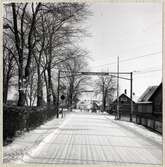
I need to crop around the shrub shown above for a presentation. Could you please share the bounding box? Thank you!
[3,105,57,143]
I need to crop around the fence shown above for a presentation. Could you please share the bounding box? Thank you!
[112,103,162,134]
[136,113,162,133]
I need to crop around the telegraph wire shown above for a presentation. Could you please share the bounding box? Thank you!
[134,69,162,75]
[91,51,161,69]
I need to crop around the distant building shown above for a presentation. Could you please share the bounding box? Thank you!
[77,100,91,110]
[111,93,136,117]
[91,101,99,112]
[136,83,162,133]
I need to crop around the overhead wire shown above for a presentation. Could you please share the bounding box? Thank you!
[91,51,161,69]
[134,69,162,74]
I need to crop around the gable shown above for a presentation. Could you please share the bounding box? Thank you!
[113,93,135,104]
[149,83,162,101]
[138,86,158,102]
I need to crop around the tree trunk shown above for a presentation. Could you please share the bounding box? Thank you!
[12,3,26,106]
[51,83,56,105]
[47,33,53,105]
[17,77,26,106]
[29,74,33,106]
[18,90,26,106]
[37,65,43,106]
[47,65,52,105]
[103,94,106,112]
[3,61,8,104]
[24,3,41,79]
[3,67,12,104]
[43,70,49,104]
[17,59,26,106]
[3,78,8,104]
[52,93,56,105]
[68,83,73,110]
[3,56,7,104]
[102,81,105,112]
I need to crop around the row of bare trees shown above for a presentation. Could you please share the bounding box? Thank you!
[60,52,90,109]
[95,76,116,112]
[3,2,90,108]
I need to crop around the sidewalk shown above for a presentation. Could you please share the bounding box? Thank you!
[3,113,69,163]
[105,115,162,146]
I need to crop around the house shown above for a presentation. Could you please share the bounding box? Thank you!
[137,86,158,114]
[111,93,136,117]
[149,83,162,114]
[136,83,162,133]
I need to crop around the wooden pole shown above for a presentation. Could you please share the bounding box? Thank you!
[116,56,120,120]
[57,70,60,118]
[130,72,133,122]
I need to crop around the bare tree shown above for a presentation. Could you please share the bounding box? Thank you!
[3,7,18,104]
[60,50,90,109]
[11,3,42,106]
[3,39,17,104]
[41,3,90,105]
[95,76,116,112]
[3,2,90,107]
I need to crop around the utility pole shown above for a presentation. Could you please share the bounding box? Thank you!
[102,80,105,112]
[57,70,60,118]
[116,56,120,120]
[130,72,133,122]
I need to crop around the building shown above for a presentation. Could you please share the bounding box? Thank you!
[111,93,136,118]
[136,83,162,133]
[91,101,99,112]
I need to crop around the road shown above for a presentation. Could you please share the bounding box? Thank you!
[19,111,162,165]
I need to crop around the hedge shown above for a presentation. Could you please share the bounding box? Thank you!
[3,104,57,143]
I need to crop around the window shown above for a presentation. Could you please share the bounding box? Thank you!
[120,97,127,102]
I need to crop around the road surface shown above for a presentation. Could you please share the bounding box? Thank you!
[19,111,162,165]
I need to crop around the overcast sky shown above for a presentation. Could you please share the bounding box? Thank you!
[81,2,162,101]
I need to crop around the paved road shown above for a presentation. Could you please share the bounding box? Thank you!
[20,111,162,165]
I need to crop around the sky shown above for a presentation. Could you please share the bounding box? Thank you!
[80,2,162,101]
[6,2,162,103]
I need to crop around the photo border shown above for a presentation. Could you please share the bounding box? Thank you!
[0,0,163,167]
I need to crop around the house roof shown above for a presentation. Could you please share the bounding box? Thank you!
[138,86,158,102]
[149,83,162,100]
[113,93,135,103]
